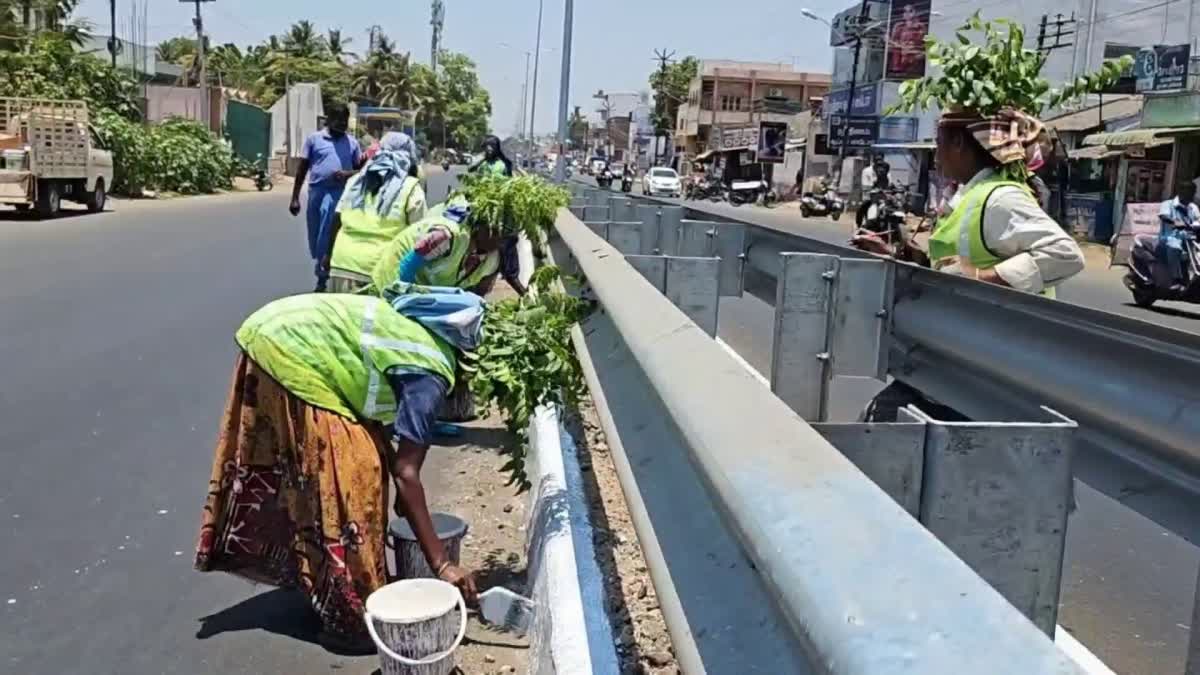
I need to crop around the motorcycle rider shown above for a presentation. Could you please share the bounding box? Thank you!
[1157,183,1200,291]
[856,158,892,227]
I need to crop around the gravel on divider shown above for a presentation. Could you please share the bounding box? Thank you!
[565,399,679,675]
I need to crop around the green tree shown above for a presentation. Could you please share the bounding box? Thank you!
[326,28,355,62]
[155,35,196,63]
[649,55,697,135]
[568,106,587,149]
[282,20,326,59]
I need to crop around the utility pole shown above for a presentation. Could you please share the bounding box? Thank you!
[189,0,214,131]
[520,51,532,142]
[836,0,871,182]
[285,71,292,164]
[652,48,675,164]
[108,0,117,68]
[431,0,444,72]
[528,0,545,160]
[554,0,573,182]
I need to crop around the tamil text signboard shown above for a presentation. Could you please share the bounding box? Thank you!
[829,115,879,149]
[717,125,760,152]
[1135,44,1190,92]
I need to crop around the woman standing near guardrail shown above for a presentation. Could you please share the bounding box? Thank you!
[851,108,1084,297]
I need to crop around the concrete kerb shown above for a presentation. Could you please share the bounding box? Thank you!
[524,405,620,675]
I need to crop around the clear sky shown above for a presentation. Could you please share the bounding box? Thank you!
[76,0,842,137]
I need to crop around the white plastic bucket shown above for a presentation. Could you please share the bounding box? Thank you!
[388,512,468,581]
[364,578,467,675]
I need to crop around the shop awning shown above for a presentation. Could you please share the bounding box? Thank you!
[1068,145,1123,160]
[1082,126,1200,147]
[871,141,936,151]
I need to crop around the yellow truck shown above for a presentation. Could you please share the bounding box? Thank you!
[0,97,114,218]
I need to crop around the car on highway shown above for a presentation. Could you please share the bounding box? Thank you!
[642,167,682,198]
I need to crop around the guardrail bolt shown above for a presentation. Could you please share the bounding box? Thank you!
[822,270,837,281]
[816,352,831,362]
[876,309,888,318]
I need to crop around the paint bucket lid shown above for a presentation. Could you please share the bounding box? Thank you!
[389,512,468,542]
[366,578,460,624]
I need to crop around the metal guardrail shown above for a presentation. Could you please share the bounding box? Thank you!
[552,206,1086,673]
[616,188,1200,504]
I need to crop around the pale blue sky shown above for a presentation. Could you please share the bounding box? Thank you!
[76,0,843,136]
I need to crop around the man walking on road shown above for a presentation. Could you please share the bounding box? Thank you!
[289,103,362,292]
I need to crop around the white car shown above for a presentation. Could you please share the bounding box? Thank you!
[642,167,682,198]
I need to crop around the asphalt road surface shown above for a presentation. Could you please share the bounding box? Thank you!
[0,169,463,675]
[577,175,1200,674]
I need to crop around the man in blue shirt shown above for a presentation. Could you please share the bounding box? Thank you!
[1157,183,1200,291]
[289,103,362,291]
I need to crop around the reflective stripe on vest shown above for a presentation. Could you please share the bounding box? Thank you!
[331,177,422,276]
[928,177,1057,298]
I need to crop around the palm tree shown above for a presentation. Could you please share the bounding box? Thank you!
[376,52,414,108]
[282,20,324,59]
[156,36,195,64]
[326,28,356,63]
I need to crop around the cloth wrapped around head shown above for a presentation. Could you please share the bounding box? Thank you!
[347,132,419,217]
[939,107,1045,169]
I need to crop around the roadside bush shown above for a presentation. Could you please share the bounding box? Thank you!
[94,113,235,196]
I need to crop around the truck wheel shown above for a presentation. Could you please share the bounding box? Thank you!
[36,180,60,218]
[86,179,107,213]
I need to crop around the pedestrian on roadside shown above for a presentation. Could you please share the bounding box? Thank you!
[325,132,427,293]
[469,135,513,178]
[195,293,479,653]
[467,135,528,296]
[289,103,362,292]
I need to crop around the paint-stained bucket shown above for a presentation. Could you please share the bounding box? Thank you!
[364,578,466,675]
[388,512,468,581]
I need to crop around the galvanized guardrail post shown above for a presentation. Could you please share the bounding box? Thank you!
[771,253,837,421]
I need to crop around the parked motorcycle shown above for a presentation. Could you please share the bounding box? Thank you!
[799,189,845,221]
[687,176,723,202]
[253,153,272,192]
[597,168,614,190]
[726,179,771,207]
[1124,228,1200,307]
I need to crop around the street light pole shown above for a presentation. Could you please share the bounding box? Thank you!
[522,51,532,142]
[554,0,574,182]
[528,0,545,160]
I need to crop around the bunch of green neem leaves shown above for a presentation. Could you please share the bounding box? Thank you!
[455,172,570,242]
[890,13,1132,118]
[464,266,592,491]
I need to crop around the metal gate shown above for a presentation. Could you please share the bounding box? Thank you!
[225,100,271,164]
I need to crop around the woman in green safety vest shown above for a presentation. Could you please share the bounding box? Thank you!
[469,134,513,178]
[326,132,427,293]
[367,199,504,295]
[851,107,1085,423]
[851,108,1084,298]
[194,293,478,650]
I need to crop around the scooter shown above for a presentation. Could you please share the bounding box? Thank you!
[799,189,845,221]
[620,173,633,193]
[1124,228,1200,307]
[253,153,272,192]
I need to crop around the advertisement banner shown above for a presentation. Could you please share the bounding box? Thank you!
[829,115,879,149]
[757,122,789,163]
[886,0,931,80]
[825,84,880,118]
[1102,44,1139,94]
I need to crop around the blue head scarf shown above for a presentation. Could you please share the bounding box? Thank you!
[347,132,419,217]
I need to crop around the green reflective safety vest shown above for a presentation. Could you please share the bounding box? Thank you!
[928,176,1057,299]
[330,176,425,277]
[368,207,500,294]
[235,294,456,422]
[479,159,508,177]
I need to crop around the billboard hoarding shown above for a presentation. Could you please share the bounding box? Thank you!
[886,0,931,80]
[757,122,789,163]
